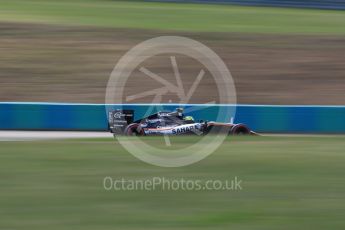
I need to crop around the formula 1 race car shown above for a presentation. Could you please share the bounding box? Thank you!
[108,108,256,136]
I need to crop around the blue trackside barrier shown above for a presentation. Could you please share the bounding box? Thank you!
[0,102,345,133]
[148,0,345,10]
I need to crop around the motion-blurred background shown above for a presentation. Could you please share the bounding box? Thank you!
[1,0,344,104]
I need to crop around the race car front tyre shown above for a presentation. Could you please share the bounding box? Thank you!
[124,123,144,136]
[230,124,251,135]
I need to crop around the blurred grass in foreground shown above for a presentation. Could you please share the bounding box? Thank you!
[1,136,345,229]
[0,0,344,34]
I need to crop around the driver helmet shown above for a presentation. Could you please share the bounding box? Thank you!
[184,116,194,122]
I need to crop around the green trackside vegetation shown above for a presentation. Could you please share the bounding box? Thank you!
[1,136,345,229]
[0,0,344,34]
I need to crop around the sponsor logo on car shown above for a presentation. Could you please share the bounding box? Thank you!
[172,125,198,134]
[113,112,123,119]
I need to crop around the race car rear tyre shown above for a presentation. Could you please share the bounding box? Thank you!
[124,123,144,136]
[230,124,251,135]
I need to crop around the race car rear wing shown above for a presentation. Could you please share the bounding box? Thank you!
[108,109,134,134]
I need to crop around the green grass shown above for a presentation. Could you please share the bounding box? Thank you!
[1,135,345,229]
[0,0,344,34]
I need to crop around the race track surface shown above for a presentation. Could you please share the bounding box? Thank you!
[1,131,340,141]
[0,131,112,141]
